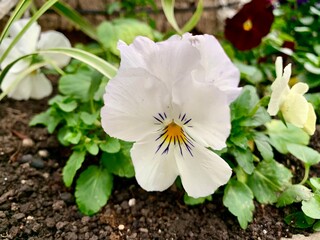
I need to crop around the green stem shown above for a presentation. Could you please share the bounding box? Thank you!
[299,164,310,185]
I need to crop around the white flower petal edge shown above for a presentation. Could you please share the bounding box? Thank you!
[1,71,32,100]
[267,57,291,116]
[29,72,53,99]
[180,33,241,103]
[0,0,18,20]
[9,19,41,55]
[38,31,71,68]
[304,103,316,135]
[0,38,30,72]
[130,133,179,192]
[172,75,230,150]
[174,141,232,198]
[101,68,171,142]
[118,36,201,89]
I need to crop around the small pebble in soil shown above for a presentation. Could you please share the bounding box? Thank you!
[38,149,49,158]
[22,138,34,147]
[12,212,25,220]
[118,224,125,230]
[0,211,6,218]
[52,200,66,210]
[30,157,45,169]
[60,192,74,204]
[139,227,148,233]
[128,198,136,207]
[18,154,33,163]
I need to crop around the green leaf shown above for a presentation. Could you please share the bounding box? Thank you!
[284,211,315,229]
[64,130,82,145]
[63,150,86,187]
[52,1,97,40]
[304,62,320,75]
[231,86,259,120]
[235,61,263,84]
[75,165,113,215]
[99,138,121,153]
[232,148,254,174]
[80,112,98,125]
[315,45,320,56]
[97,19,155,56]
[161,0,181,34]
[302,192,320,219]
[248,159,292,204]
[254,133,274,160]
[277,185,312,207]
[287,143,320,166]
[33,108,62,134]
[37,48,118,79]
[49,95,78,112]
[266,120,310,154]
[313,220,320,231]
[241,108,271,127]
[59,74,91,101]
[310,178,320,190]
[223,180,254,229]
[101,150,135,178]
[183,193,212,205]
[181,0,203,33]
[86,141,99,156]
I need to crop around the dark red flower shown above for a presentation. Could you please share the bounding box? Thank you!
[224,0,274,51]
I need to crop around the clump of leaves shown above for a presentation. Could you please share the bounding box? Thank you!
[30,60,134,215]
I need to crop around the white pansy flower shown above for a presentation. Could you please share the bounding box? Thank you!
[267,57,316,135]
[101,34,241,198]
[0,19,71,100]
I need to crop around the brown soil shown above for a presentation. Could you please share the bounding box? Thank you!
[0,95,313,240]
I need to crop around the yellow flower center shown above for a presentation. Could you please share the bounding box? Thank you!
[154,113,194,156]
[243,19,253,31]
[165,122,186,143]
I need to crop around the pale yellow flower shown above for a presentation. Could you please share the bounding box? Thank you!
[267,57,316,135]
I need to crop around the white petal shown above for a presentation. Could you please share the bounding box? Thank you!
[281,93,309,128]
[29,72,53,99]
[9,19,40,54]
[172,77,231,150]
[267,64,292,116]
[1,71,32,100]
[275,57,283,78]
[182,34,241,103]
[291,82,309,95]
[118,37,156,69]
[38,31,71,68]
[0,0,18,20]
[0,38,30,71]
[174,142,232,198]
[303,103,316,135]
[118,35,201,88]
[131,133,179,192]
[101,68,171,142]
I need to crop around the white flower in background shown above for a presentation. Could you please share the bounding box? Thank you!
[0,0,19,20]
[101,34,241,198]
[0,18,71,100]
[267,57,316,135]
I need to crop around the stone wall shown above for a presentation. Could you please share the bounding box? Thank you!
[1,0,246,36]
